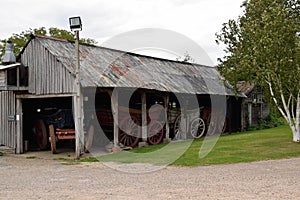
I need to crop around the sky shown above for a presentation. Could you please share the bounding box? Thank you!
[0,0,245,66]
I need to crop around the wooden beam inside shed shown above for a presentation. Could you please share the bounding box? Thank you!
[164,94,170,139]
[141,92,147,142]
[110,89,119,148]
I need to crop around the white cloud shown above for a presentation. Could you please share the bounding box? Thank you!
[0,0,244,65]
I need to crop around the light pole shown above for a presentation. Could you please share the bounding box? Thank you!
[69,16,84,158]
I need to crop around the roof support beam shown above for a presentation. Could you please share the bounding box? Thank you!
[141,91,148,142]
[111,89,119,148]
[163,94,170,140]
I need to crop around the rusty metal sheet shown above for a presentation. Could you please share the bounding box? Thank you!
[35,36,239,96]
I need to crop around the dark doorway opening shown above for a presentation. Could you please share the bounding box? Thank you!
[22,97,73,152]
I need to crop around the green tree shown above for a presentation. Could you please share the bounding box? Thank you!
[216,0,300,141]
[0,27,96,58]
[176,51,195,63]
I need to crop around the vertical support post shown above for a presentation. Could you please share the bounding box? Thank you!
[111,89,119,148]
[16,98,23,154]
[74,30,84,159]
[164,94,170,139]
[182,99,188,140]
[141,91,147,142]
[241,100,245,131]
[17,67,20,89]
[248,103,252,127]
[260,102,263,119]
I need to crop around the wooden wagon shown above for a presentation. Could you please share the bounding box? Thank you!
[171,107,227,140]
[37,105,166,153]
[33,109,75,153]
[34,104,227,154]
[93,105,165,148]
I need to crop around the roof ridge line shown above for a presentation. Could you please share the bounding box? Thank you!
[32,34,71,43]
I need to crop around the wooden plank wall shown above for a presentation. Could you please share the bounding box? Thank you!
[21,39,75,95]
[0,91,16,149]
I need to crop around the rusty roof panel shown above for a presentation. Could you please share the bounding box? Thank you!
[34,35,239,96]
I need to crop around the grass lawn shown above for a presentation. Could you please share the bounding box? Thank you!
[82,125,300,166]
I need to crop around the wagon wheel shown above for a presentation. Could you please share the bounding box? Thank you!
[221,119,227,134]
[206,114,227,136]
[49,125,57,154]
[119,116,140,148]
[190,117,205,138]
[148,120,164,145]
[173,114,184,140]
[34,119,47,150]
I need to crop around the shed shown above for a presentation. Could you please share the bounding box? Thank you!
[237,81,269,130]
[0,35,244,154]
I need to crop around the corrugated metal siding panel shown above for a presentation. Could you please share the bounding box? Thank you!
[0,71,5,87]
[21,39,75,95]
[0,91,16,149]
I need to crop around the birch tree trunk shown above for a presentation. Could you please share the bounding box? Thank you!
[267,80,300,142]
[293,91,300,142]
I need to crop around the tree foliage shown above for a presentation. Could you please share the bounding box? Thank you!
[176,51,195,63]
[0,27,97,58]
[216,0,300,141]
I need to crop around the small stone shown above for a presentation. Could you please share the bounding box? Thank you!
[111,147,122,152]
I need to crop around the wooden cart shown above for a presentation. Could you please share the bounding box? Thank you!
[171,107,227,140]
[45,105,165,153]
[172,107,206,140]
[49,125,75,154]
[117,105,165,147]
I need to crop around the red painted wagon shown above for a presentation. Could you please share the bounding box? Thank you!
[89,105,165,148]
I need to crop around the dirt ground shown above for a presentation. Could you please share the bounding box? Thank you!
[1,152,300,200]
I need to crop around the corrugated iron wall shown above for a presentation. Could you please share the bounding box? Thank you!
[0,71,5,87]
[0,91,16,149]
[21,39,75,95]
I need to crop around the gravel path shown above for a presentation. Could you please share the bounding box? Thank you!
[1,154,300,199]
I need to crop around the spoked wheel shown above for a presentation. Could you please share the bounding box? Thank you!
[173,114,184,140]
[34,119,47,150]
[148,120,164,145]
[49,125,57,154]
[190,117,205,138]
[206,114,227,136]
[119,116,140,148]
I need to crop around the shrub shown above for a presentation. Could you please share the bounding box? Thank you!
[251,113,285,130]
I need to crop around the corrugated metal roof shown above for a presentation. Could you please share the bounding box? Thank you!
[236,81,255,95]
[33,35,239,96]
[0,63,21,70]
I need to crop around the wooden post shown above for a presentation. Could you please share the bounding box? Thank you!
[164,94,170,139]
[111,89,119,148]
[16,98,23,154]
[17,67,20,89]
[182,99,188,140]
[241,101,244,131]
[141,91,147,142]
[248,103,252,127]
[74,30,84,159]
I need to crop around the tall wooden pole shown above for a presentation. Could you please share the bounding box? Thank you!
[75,30,84,159]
